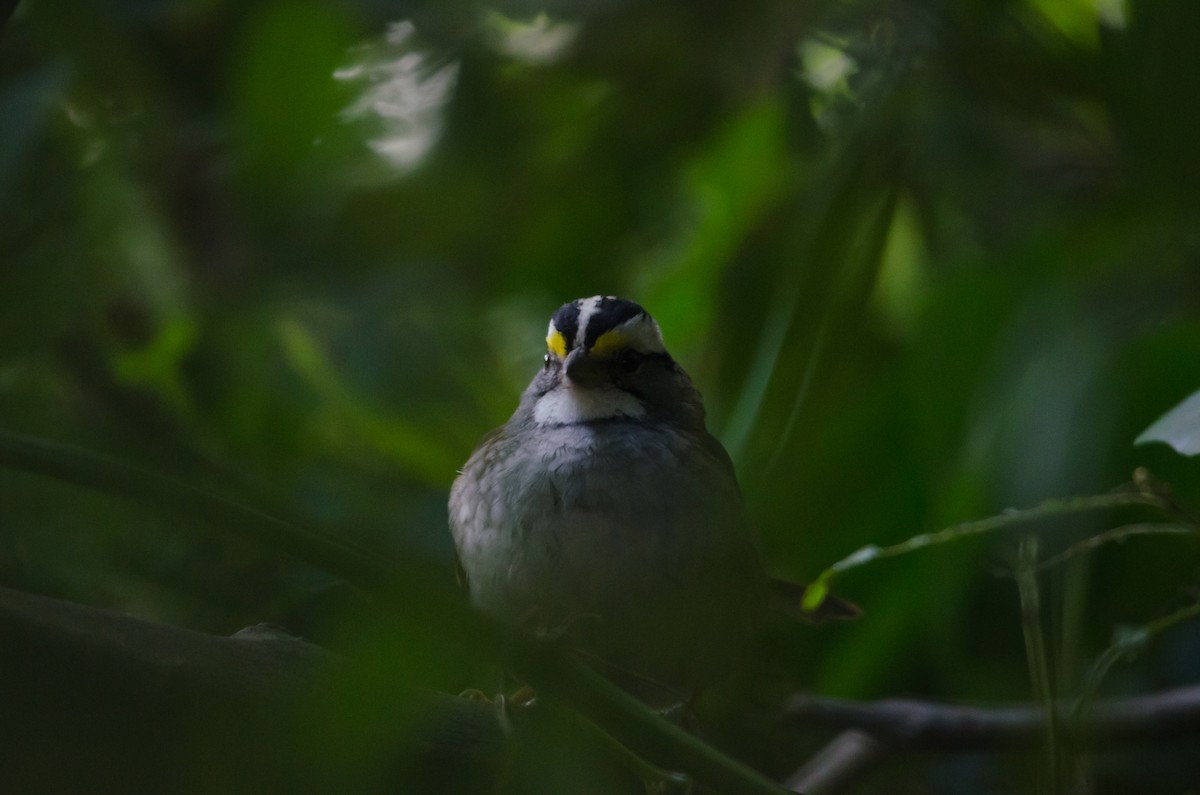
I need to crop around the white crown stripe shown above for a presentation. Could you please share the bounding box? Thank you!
[549,296,666,354]
[572,296,605,352]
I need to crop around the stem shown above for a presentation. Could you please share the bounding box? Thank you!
[1076,601,1200,714]
[1015,537,1060,793]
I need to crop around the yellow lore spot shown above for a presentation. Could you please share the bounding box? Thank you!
[589,329,628,357]
[547,330,567,358]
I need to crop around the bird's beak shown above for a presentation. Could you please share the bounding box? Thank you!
[564,348,606,388]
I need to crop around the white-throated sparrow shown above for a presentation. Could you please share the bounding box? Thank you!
[449,296,767,703]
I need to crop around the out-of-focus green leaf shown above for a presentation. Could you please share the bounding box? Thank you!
[635,98,793,356]
[869,193,927,339]
[1025,0,1107,48]
[0,63,68,206]
[112,316,199,414]
[230,1,357,195]
[277,317,460,486]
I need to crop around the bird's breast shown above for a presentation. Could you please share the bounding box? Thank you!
[451,422,745,618]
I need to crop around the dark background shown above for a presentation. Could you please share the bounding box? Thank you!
[2,0,1200,791]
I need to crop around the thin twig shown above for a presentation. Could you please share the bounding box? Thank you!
[1076,600,1200,715]
[1015,537,1059,792]
[784,730,887,794]
[1036,522,1196,571]
[802,478,1183,612]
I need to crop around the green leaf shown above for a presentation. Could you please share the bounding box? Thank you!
[800,575,829,613]
[277,318,460,485]
[1136,388,1200,456]
[0,63,69,206]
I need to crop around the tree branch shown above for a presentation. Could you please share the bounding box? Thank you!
[783,686,1200,751]
[784,730,886,794]
[0,583,506,792]
[0,430,792,795]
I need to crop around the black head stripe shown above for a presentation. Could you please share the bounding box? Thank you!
[551,301,582,351]
[584,298,646,349]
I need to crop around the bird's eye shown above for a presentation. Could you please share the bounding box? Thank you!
[615,348,642,373]
[543,353,554,371]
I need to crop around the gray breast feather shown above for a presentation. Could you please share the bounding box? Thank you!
[449,421,764,695]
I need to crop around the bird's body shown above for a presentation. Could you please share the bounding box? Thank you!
[449,296,766,701]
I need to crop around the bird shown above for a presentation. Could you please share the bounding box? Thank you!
[449,296,769,705]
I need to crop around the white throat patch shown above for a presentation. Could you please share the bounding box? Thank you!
[533,385,646,425]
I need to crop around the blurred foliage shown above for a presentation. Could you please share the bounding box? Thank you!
[3,0,1200,791]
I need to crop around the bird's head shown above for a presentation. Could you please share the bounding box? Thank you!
[528,296,705,430]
